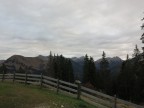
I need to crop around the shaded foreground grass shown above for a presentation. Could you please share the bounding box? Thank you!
[0,82,97,108]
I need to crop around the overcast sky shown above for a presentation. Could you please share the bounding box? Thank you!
[0,0,144,60]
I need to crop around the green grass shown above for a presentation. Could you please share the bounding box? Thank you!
[0,82,97,108]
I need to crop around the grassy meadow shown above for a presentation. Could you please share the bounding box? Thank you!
[0,82,97,108]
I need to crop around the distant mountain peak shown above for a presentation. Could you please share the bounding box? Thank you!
[95,56,123,75]
[37,55,48,61]
[10,55,24,58]
[71,56,84,62]
[95,56,122,62]
[4,55,47,73]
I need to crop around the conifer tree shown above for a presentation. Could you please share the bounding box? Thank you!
[132,14,144,102]
[100,51,109,71]
[140,14,144,55]
[132,44,140,57]
[117,60,135,100]
[83,54,96,86]
[53,55,58,78]
[99,51,111,93]
[52,54,74,82]
[45,51,55,77]
[67,59,74,82]
[89,57,96,86]
[126,54,129,60]
[116,13,144,103]
[83,54,89,83]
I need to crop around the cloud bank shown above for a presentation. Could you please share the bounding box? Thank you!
[0,0,144,60]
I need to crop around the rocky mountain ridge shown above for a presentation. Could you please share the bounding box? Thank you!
[3,55,47,74]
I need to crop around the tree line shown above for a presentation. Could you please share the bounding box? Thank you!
[82,45,144,104]
[44,51,74,83]
[82,52,112,94]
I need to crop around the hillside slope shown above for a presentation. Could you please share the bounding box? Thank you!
[4,55,47,74]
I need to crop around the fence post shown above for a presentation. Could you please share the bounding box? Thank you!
[77,83,81,99]
[13,71,15,83]
[75,80,81,99]
[25,72,27,85]
[57,79,60,94]
[40,73,43,88]
[2,71,5,82]
[114,94,117,108]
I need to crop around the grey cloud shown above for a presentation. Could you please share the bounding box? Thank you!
[0,0,143,60]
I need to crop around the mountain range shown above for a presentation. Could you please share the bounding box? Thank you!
[71,56,123,80]
[0,55,123,81]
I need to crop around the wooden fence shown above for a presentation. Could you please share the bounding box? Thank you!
[0,72,143,108]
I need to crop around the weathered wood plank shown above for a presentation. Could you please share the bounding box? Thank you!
[117,98,144,108]
[81,92,112,107]
[43,79,57,86]
[27,77,40,81]
[59,85,77,93]
[15,76,25,80]
[42,83,57,91]
[5,74,13,76]
[59,80,77,88]
[15,73,26,76]
[27,74,41,77]
[2,74,13,80]
[3,76,13,79]
[81,86,113,100]
[81,95,110,108]
[43,76,57,82]
[2,77,13,79]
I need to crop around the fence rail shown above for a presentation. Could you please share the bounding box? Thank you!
[0,73,143,108]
